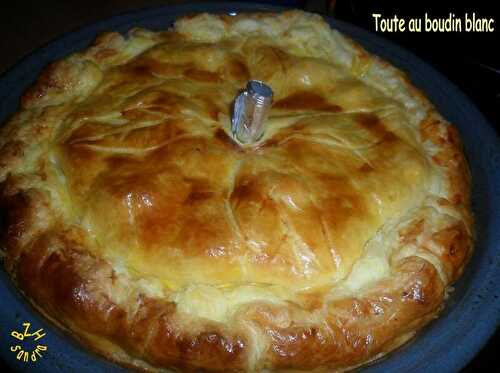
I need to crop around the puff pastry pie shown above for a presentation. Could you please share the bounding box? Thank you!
[0,10,473,372]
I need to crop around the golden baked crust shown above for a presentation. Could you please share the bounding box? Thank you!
[0,10,473,372]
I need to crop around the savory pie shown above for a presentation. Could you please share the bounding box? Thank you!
[0,10,473,372]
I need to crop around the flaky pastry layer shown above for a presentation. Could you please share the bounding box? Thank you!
[0,10,472,372]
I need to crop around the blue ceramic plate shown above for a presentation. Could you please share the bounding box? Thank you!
[1,3,499,372]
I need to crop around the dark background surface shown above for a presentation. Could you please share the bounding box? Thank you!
[0,0,498,372]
